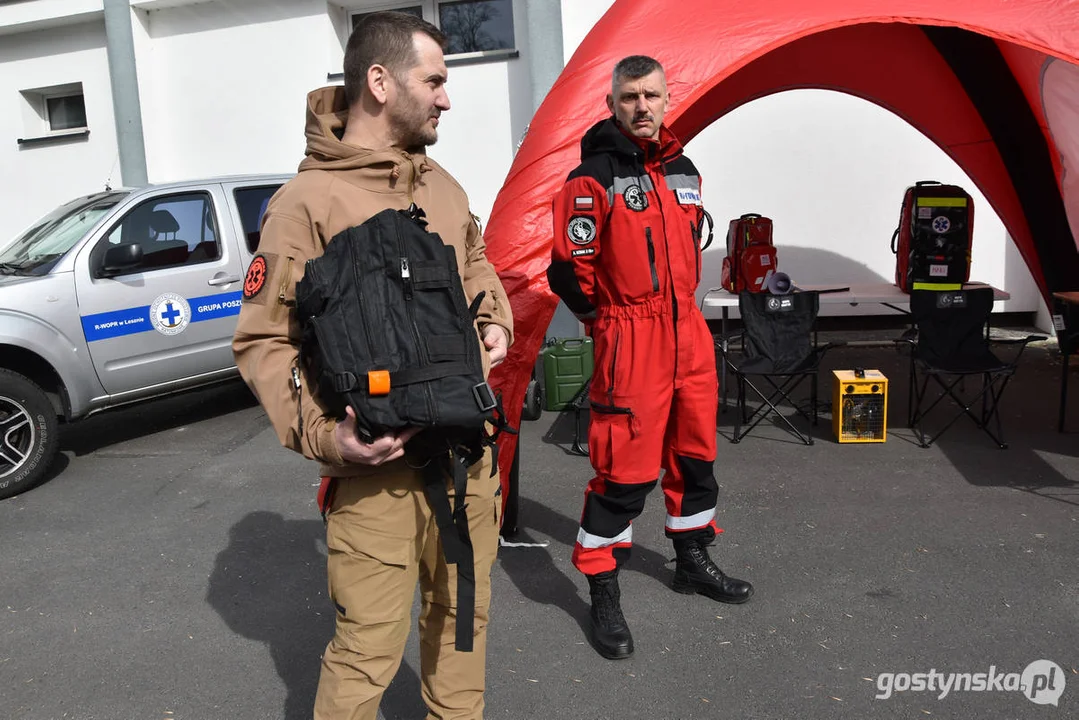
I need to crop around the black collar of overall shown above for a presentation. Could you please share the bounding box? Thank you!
[579,117,683,164]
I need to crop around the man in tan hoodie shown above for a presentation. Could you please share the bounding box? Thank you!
[232,12,513,720]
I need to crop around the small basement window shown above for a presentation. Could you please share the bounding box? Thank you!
[18,82,89,146]
[45,93,87,132]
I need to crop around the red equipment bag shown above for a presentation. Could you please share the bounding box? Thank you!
[891,181,974,293]
[721,213,778,293]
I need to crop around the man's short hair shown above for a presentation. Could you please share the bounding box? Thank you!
[344,11,447,106]
[611,55,665,92]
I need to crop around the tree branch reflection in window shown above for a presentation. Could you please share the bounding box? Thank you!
[439,0,514,54]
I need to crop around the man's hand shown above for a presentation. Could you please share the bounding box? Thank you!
[334,406,420,465]
[482,324,509,367]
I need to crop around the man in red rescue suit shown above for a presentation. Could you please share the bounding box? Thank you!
[547,55,753,660]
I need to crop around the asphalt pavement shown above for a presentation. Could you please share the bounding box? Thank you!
[1,343,1077,720]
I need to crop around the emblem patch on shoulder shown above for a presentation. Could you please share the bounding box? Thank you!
[243,255,269,300]
[623,185,648,212]
[567,216,597,245]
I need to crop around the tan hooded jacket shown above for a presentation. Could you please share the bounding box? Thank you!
[232,86,513,477]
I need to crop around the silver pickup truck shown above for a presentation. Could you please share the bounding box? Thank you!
[0,174,290,500]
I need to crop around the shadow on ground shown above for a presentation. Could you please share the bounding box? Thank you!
[58,379,261,457]
[207,511,427,720]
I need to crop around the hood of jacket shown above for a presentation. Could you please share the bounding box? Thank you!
[297,86,431,190]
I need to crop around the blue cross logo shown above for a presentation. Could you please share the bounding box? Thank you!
[160,302,182,327]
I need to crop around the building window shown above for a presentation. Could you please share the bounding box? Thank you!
[352,4,423,28]
[345,0,515,59]
[45,94,87,132]
[18,82,88,143]
[439,0,513,55]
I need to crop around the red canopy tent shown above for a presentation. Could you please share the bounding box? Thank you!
[484,0,1079,490]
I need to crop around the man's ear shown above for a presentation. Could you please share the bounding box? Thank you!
[606,93,614,114]
[367,64,391,104]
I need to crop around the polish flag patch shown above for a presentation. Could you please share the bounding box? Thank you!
[574,196,594,210]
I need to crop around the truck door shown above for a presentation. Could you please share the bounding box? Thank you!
[73,185,246,395]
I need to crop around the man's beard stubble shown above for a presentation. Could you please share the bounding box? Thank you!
[390,86,438,150]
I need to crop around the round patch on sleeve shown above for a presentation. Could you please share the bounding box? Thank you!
[243,255,268,299]
[567,216,597,245]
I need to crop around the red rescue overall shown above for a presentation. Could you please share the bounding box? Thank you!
[548,118,721,575]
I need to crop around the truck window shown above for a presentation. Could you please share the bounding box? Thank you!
[233,185,281,253]
[91,192,220,275]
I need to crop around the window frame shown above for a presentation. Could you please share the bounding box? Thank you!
[92,191,222,278]
[344,0,517,63]
[17,82,90,145]
[232,184,285,254]
[43,91,88,133]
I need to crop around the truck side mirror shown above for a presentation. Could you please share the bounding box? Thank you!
[98,243,143,278]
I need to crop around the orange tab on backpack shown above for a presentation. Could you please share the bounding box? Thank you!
[368,370,391,396]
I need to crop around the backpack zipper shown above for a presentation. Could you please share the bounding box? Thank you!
[395,215,436,422]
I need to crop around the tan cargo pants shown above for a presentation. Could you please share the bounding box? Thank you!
[313,450,501,720]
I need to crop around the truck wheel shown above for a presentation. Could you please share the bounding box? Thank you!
[0,369,59,500]
[521,378,543,421]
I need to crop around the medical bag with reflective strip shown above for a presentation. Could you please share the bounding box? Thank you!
[891,181,974,292]
[721,213,778,293]
[294,205,501,456]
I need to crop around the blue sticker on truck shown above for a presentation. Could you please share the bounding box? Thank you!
[81,291,243,342]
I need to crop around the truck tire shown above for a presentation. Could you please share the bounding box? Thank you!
[521,377,543,421]
[0,369,59,500]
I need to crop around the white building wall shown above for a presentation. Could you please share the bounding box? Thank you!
[137,0,329,182]
[432,0,532,223]
[0,19,119,242]
[0,0,1044,318]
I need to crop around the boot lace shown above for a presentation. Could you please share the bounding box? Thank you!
[592,583,626,626]
[688,544,726,582]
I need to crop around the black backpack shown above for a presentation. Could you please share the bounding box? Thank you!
[295,204,511,652]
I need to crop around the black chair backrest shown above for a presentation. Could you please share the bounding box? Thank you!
[738,291,820,372]
[910,288,995,367]
[1056,296,1079,355]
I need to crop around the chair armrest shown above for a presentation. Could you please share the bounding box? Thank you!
[713,330,745,349]
[893,328,917,346]
[811,341,845,361]
[992,335,1047,346]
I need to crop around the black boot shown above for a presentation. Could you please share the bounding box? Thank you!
[587,570,634,659]
[672,540,754,604]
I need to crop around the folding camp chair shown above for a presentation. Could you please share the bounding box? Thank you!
[897,289,1045,448]
[718,291,839,445]
[1052,292,1079,431]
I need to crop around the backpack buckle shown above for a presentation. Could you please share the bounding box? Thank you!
[471,382,497,412]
